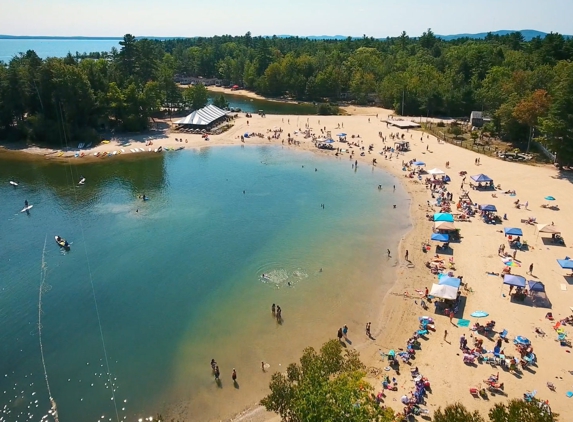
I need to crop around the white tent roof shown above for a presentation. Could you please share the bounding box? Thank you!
[175,104,228,126]
[428,168,446,175]
[429,283,458,300]
[537,224,561,234]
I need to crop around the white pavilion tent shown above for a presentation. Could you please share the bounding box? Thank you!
[174,105,229,127]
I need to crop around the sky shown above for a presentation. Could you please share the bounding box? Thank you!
[2,0,572,37]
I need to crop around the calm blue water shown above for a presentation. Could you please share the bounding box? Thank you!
[0,147,409,421]
[0,39,121,62]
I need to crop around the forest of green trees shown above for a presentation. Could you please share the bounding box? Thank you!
[1,30,573,163]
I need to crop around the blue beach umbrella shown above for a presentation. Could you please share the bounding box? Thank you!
[545,196,556,201]
[413,161,425,166]
[325,139,334,143]
[337,133,347,137]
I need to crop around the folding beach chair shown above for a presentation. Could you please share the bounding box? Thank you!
[499,329,508,340]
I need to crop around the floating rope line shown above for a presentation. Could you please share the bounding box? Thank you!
[56,101,120,422]
[38,234,59,422]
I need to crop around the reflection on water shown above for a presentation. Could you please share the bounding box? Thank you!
[0,146,410,422]
[208,92,317,115]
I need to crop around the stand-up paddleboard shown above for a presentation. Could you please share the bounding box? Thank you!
[21,205,33,213]
[9,181,18,186]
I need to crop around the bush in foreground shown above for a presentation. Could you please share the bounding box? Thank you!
[260,339,394,422]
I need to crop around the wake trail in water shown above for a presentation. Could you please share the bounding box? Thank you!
[38,234,59,422]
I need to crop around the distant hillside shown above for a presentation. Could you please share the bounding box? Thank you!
[436,29,571,41]
[1,31,571,42]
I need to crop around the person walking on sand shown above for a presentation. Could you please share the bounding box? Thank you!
[405,250,409,261]
[424,287,429,297]
[365,322,371,338]
[528,263,534,275]
[214,365,220,380]
[449,310,454,324]
[272,303,276,315]
[232,368,237,383]
[261,361,266,372]
[337,327,343,342]
[444,330,448,341]
[343,324,348,338]
[459,334,465,350]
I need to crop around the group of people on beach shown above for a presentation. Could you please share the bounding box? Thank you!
[210,359,237,384]
[271,303,282,322]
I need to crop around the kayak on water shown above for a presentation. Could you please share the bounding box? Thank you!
[55,235,70,250]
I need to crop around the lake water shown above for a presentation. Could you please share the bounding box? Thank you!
[0,39,121,62]
[207,93,317,115]
[0,146,410,421]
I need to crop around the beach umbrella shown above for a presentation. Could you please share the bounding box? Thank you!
[470,174,493,183]
[557,259,573,269]
[545,196,556,201]
[501,258,521,267]
[325,139,334,144]
[431,233,449,242]
[433,213,454,222]
[503,274,526,287]
[337,133,347,137]
[427,168,445,175]
[232,85,239,89]
[504,227,523,236]
[515,336,530,345]
[413,161,425,166]
[480,204,497,212]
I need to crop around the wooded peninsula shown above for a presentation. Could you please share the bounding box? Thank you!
[1,30,573,163]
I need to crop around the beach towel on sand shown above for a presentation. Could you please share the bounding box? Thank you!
[457,319,470,327]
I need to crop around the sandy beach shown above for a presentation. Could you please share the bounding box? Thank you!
[3,107,573,421]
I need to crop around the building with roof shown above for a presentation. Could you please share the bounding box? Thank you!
[385,120,421,129]
[470,111,484,127]
[174,105,230,129]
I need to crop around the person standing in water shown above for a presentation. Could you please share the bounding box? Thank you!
[24,199,29,208]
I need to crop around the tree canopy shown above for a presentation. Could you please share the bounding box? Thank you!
[434,400,558,422]
[2,30,573,160]
[260,339,394,422]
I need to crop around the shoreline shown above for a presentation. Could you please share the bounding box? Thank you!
[3,110,571,421]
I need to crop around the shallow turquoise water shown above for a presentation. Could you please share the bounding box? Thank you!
[0,146,410,421]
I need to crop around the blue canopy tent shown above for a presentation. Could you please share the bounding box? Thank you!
[557,259,573,269]
[527,280,551,308]
[528,280,545,292]
[503,274,526,288]
[325,139,334,143]
[480,204,497,212]
[431,233,449,242]
[438,276,461,289]
[471,174,493,183]
[504,227,523,236]
[434,213,454,222]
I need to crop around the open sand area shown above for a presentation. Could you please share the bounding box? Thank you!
[3,107,573,421]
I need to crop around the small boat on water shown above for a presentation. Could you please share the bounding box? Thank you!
[9,180,18,187]
[55,236,70,250]
[78,177,86,185]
